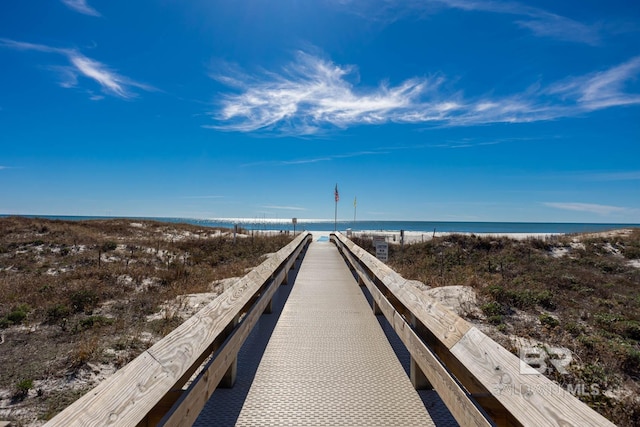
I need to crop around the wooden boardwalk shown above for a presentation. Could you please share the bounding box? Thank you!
[45,231,615,426]
[230,237,435,426]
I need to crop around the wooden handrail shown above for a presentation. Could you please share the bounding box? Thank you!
[44,232,312,427]
[331,232,616,427]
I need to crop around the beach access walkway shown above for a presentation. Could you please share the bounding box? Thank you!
[45,232,615,427]
[196,236,437,426]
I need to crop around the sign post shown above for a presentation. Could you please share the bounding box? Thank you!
[292,217,297,235]
[376,242,389,262]
[373,235,388,262]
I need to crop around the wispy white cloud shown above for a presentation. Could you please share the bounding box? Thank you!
[545,56,640,110]
[241,149,389,167]
[427,136,537,149]
[0,39,61,54]
[181,195,225,199]
[584,171,640,181]
[334,0,600,44]
[544,202,628,216]
[514,14,599,45]
[439,0,600,44]
[211,52,640,135]
[210,52,439,134]
[0,38,153,99]
[60,0,101,17]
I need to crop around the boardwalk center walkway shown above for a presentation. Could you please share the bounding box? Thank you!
[231,236,435,426]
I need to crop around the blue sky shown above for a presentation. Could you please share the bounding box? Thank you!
[1,0,639,223]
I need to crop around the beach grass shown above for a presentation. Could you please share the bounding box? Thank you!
[357,229,640,426]
[0,216,293,423]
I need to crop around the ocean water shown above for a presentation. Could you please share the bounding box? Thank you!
[190,219,639,234]
[2,215,638,234]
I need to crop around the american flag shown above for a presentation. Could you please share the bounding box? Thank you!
[334,184,339,202]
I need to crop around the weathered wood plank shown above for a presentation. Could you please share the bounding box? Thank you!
[44,352,174,426]
[333,233,471,348]
[367,281,492,427]
[451,327,616,427]
[160,242,301,426]
[45,233,311,427]
[331,233,616,427]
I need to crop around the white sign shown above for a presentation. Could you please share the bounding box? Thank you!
[376,242,388,262]
[373,235,386,246]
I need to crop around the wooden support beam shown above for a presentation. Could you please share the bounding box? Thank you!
[410,314,433,391]
[137,390,183,427]
[218,315,240,388]
[160,242,304,427]
[353,257,491,427]
[263,298,273,314]
[372,299,382,315]
[331,232,617,427]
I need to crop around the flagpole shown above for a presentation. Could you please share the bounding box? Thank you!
[353,196,357,226]
[334,184,339,232]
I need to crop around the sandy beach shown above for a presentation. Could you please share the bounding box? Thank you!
[254,226,639,246]
[297,229,560,244]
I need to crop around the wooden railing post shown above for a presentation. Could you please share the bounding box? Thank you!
[44,232,312,427]
[330,232,616,427]
[218,314,240,388]
[410,314,433,390]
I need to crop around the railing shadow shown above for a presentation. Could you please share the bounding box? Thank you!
[193,252,304,426]
[334,232,616,427]
[359,284,460,427]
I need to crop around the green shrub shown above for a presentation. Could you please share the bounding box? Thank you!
[0,317,10,329]
[46,304,70,324]
[575,363,609,388]
[578,334,602,350]
[594,313,623,325]
[70,289,98,313]
[7,304,30,325]
[101,241,118,252]
[488,315,504,325]
[536,290,556,310]
[77,315,113,331]
[565,321,585,336]
[539,313,559,328]
[487,284,506,300]
[623,321,640,341]
[481,301,507,317]
[486,285,555,310]
[14,379,33,400]
[622,244,640,259]
[623,348,640,376]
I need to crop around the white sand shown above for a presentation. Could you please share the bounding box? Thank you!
[347,230,559,244]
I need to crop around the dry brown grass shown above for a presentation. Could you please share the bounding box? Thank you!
[0,217,293,425]
[353,229,640,426]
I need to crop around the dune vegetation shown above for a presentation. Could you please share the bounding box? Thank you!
[353,229,640,426]
[0,217,293,425]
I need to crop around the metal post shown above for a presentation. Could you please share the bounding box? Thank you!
[334,184,339,232]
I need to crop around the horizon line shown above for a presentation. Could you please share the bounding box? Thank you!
[1,213,638,226]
